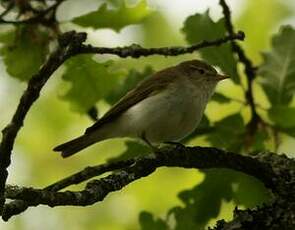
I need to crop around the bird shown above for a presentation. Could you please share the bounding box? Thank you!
[53,59,229,158]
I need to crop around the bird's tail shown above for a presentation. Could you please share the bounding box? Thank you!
[53,133,100,158]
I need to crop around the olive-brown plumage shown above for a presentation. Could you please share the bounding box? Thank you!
[54,60,229,158]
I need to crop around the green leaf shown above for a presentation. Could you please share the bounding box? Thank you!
[236,0,292,62]
[259,25,295,105]
[105,66,153,105]
[250,129,269,152]
[211,92,231,104]
[206,113,245,152]
[61,55,122,112]
[72,0,150,32]
[140,170,269,230]
[232,172,270,208]
[169,170,234,230]
[182,11,239,83]
[268,106,295,128]
[279,127,295,138]
[139,211,168,230]
[142,12,182,47]
[0,26,49,81]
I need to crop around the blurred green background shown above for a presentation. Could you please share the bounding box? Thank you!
[0,0,295,229]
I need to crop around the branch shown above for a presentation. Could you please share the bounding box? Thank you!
[219,0,261,135]
[0,30,244,215]
[212,198,295,229]
[2,158,135,220]
[4,145,294,221]
[78,31,244,58]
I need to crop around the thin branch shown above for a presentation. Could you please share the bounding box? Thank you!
[0,0,65,26]
[219,0,261,135]
[2,158,135,220]
[0,30,244,215]
[79,31,244,58]
[3,145,294,221]
[47,159,135,191]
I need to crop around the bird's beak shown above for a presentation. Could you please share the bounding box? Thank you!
[214,73,230,81]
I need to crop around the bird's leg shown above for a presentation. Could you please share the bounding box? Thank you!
[141,132,160,153]
[163,141,186,151]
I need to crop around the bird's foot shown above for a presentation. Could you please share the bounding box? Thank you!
[163,141,186,151]
[140,132,161,154]
[149,145,161,155]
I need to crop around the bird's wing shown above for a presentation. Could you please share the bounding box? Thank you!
[85,67,177,134]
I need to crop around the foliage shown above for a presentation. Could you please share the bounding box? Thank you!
[206,113,245,152]
[211,93,231,104]
[268,106,295,137]
[259,26,295,138]
[72,0,150,32]
[268,106,295,128]
[0,26,49,81]
[140,170,269,230]
[236,0,292,61]
[182,11,239,83]
[139,211,168,230]
[105,66,153,105]
[259,26,295,106]
[61,55,123,112]
[0,0,295,229]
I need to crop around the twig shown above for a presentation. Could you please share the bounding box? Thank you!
[0,2,14,18]
[0,30,244,215]
[0,0,64,26]
[79,31,244,58]
[47,159,134,191]
[219,0,261,135]
[3,146,294,221]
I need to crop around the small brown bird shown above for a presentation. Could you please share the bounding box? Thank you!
[54,59,229,158]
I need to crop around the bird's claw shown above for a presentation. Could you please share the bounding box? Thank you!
[163,141,186,151]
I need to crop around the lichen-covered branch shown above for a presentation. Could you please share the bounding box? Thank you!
[212,198,295,230]
[212,151,295,229]
[78,31,244,58]
[2,158,135,220]
[3,145,295,223]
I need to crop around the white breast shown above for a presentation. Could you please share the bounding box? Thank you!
[116,78,214,143]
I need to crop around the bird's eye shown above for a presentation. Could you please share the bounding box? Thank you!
[189,65,206,74]
[198,68,205,74]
